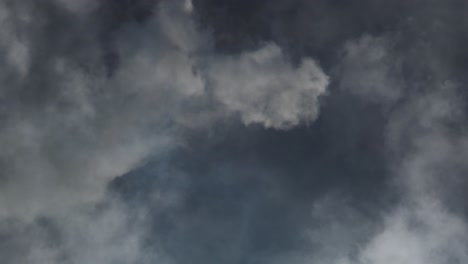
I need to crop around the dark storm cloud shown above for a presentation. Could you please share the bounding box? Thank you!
[1,0,468,263]
[116,0,468,263]
[0,0,328,263]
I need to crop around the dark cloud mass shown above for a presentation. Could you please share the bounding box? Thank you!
[1,0,468,263]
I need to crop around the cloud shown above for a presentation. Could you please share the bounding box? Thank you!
[0,0,328,263]
[358,84,468,264]
[337,35,403,104]
[3,0,468,264]
[280,42,468,264]
[207,43,328,129]
[0,0,328,218]
[360,201,468,264]
[270,85,468,263]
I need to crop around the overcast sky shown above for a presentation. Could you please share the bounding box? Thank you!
[1,0,468,263]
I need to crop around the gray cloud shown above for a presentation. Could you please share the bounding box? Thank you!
[0,0,328,217]
[2,0,468,263]
[337,34,403,104]
[185,1,468,264]
[353,85,468,264]
[207,43,328,129]
[0,0,328,263]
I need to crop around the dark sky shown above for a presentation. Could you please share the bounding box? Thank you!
[1,1,468,263]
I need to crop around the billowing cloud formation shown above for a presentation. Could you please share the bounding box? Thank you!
[0,0,327,217]
[0,0,328,263]
[2,0,468,264]
[353,86,468,264]
[0,201,152,264]
[187,1,468,264]
[208,44,328,129]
